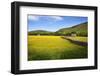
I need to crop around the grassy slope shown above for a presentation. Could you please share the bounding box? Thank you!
[28,22,88,36]
[28,36,87,61]
[28,30,52,35]
[56,22,88,35]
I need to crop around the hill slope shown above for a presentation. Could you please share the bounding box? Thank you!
[56,22,88,36]
[28,30,53,35]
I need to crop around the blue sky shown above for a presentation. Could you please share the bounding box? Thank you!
[28,15,87,32]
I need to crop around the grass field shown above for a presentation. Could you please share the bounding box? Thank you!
[28,36,88,61]
[66,37,87,42]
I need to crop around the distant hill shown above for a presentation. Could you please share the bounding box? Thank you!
[28,22,88,36]
[28,30,53,35]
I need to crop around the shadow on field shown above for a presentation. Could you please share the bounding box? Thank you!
[61,36,88,46]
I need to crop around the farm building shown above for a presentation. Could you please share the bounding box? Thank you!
[71,32,77,37]
[37,34,40,36]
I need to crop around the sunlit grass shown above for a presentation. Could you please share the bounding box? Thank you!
[67,37,87,42]
[28,36,87,61]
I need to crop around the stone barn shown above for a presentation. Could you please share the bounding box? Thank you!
[71,32,77,37]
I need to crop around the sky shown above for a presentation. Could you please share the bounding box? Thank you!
[28,15,87,32]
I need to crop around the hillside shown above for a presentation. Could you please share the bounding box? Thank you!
[28,30,53,35]
[56,22,88,36]
[28,22,88,36]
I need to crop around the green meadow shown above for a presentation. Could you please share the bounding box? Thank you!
[66,37,87,42]
[28,36,87,61]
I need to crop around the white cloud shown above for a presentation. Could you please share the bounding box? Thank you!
[28,15,39,21]
[50,16,63,21]
[28,15,63,21]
